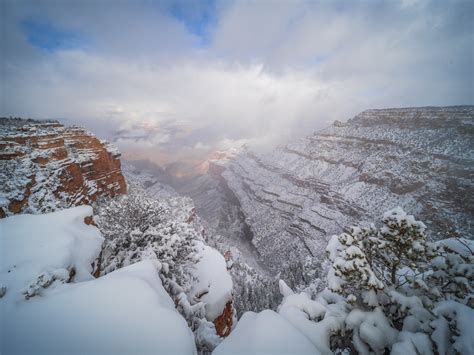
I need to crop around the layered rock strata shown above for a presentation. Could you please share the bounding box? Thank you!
[0,118,126,217]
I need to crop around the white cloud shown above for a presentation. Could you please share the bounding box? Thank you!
[2,0,472,163]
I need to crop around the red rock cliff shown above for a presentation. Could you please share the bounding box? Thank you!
[0,118,126,217]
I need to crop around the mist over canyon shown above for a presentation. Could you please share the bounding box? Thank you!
[123,106,474,273]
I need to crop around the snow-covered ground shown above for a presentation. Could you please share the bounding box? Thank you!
[213,309,320,355]
[0,206,196,355]
[192,243,233,321]
[213,280,341,355]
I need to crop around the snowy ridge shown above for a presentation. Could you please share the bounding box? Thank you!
[215,106,473,272]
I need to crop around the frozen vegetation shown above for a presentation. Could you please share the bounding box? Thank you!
[214,208,473,355]
[0,182,233,353]
[93,187,234,351]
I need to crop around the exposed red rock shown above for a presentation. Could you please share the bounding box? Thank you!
[0,118,127,217]
[84,215,96,226]
[8,175,36,213]
[213,301,234,337]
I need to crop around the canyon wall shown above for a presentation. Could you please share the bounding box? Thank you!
[207,106,473,272]
[0,118,126,217]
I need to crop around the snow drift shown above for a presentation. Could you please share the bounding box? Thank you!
[0,206,196,355]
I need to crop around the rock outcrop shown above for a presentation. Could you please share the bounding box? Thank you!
[193,106,474,273]
[0,118,126,217]
[214,301,234,337]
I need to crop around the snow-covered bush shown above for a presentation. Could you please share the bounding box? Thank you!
[420,239,473,307]
[326,207,473,354]
[95,188,202,295]
[95,188,234,353]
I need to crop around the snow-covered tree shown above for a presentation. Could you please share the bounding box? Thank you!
[211,207,472,355]
[325,207,474,354]
[327,207,437,306]
[379,207,437,286]
[326,227,384,305]
[95,189,202,295]
[420,239,473,307]
[94,188,236,353]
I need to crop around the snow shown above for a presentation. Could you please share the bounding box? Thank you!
[279,279,295,297]
[392,331,433,355]
[346,308,398,354]
[212,310,319,355]
[0,205,103,305]
[389,290,424,313]
[191,243,233,321]
[2,261,196,355]
[436,237,474,256]
[433,301,474,354]
[195,319,222,352]
[213,281,349,355]
[382,206,425,230]
[1,207,197,355]
[278,283,346,355]
[278,281,326,321]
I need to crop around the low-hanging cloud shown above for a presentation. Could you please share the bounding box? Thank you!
[2,0,473,164]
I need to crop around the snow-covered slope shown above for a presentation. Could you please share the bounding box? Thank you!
[192,244,234,322]
[211,106,473,272]
[214,281,345,355]
[0,118,126,217]
[0,205,103,300]
[122,159,178,199]
[0,207,196,355]
[213,309,320,355]
[95,170,235,344]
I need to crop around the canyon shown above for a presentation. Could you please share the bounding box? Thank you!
[130,106,474,275]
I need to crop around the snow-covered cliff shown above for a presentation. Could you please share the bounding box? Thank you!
[0,118,126,217]
[207,106,474,272]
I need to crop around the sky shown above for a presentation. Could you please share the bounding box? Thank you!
[1,0,473,165]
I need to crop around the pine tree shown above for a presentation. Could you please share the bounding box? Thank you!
[325,207,473,354]
[326,207,437,305]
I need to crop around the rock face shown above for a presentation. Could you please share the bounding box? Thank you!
[199,106,474,272]
[214,301,234,337]
[0,118,126,217]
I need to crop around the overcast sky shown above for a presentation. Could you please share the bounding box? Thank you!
[1,0,473,163]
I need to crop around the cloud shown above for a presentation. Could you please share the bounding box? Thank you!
[1,0,472,164]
